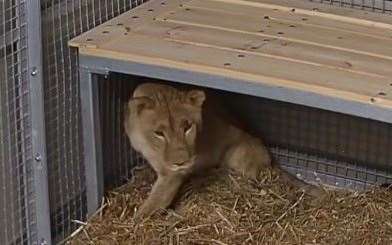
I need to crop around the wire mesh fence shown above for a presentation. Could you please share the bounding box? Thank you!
[98,74,148,190]
[309,0,392,13]
[227,93,392,190]
[40,0,147,242]
[0,0,37,244]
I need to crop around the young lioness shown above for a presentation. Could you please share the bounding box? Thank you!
[124,83,320,220]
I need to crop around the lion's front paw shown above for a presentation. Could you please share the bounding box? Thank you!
[133,202,156,223]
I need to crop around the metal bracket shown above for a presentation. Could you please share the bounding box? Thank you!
[80,65,111,77]
[78,68,104,217]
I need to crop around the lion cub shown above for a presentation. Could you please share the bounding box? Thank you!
[124,83,318,220]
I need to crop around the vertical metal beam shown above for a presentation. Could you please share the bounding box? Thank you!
[79,68,104,216]
[26,0,52,244]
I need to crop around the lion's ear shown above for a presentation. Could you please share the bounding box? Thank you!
[128,96,154,115]
[186,90,205,108]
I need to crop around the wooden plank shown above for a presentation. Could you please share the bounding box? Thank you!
[68,0,190,49]
[78,33,392,103]
[186,0,392,39]
[70,0,392,113]
[158,7,392,59]
[132,20,392,78]
[68,0,392,49]
[221,0,392,27]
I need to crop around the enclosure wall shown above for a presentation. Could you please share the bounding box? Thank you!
[1,0,51,244]
[40,0,146,243]
[1,1,34,243]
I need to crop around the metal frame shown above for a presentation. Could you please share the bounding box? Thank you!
[79,68,104,216]
[79,54,392,124]
[26,0,52,244]
[275,148,392,191]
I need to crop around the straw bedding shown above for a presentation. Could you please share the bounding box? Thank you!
[67,166,392,245]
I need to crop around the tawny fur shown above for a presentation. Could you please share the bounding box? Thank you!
[124,83,321,220]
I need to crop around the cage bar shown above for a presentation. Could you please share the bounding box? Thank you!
[26,0,52,244]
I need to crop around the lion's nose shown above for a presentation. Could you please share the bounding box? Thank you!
[166,145,191,166]
[173,160,188,166]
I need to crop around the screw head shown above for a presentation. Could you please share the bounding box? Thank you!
[40,239,48,245]
[34,153,42,162]
[31,67,38,76]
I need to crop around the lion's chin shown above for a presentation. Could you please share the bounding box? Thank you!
[169,156,196,172]
[169,162,194,172]
[169,164,191,172]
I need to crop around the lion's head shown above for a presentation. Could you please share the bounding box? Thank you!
[124,83,205,173]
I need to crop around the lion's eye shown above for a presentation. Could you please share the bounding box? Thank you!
[154,130,165,139]
[184,121,193,134]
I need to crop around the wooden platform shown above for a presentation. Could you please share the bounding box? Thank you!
[69,0,392,123]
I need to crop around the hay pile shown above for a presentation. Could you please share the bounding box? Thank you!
[67,166,392,244]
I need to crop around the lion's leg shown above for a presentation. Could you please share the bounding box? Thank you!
[222,136,271,180]
[135,173,185,221]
